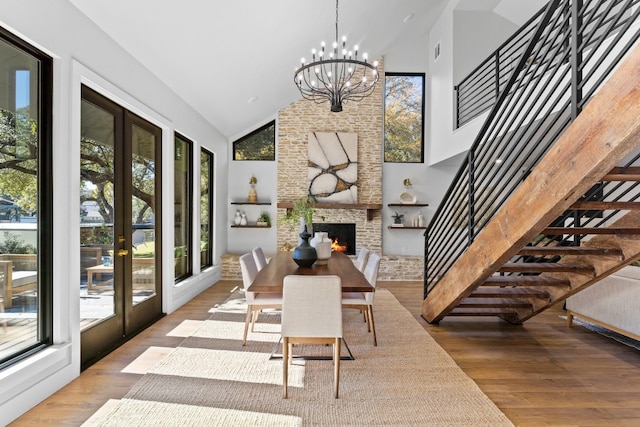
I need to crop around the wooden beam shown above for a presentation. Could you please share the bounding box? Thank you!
[569,201,640,210]
[423,42,640,323]
[603,166,640,181]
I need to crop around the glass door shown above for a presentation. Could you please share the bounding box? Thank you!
[79,86,162,367]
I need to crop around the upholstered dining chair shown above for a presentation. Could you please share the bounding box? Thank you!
[355,247,370,273]
[281,274,343,399]
[239,252,282,346]
[252,246,268,271]
[342,252,381,346]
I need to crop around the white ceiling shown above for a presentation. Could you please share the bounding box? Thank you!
[68,0,449,139]
[67,0,544,140]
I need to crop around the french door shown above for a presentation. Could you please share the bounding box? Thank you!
[79,85,162,368]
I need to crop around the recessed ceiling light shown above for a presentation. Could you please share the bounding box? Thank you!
[247,96,259,104]
[403,13,415,23]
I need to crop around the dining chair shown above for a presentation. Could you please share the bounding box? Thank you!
[355,247,370,273]
[239,252,282,346]
[342,252,381,346]
[281,274,343,399]
[252,246,268,271]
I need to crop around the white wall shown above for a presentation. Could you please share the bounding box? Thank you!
[0,0,228,423]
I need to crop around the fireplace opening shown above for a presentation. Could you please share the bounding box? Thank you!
[312,223,356,256]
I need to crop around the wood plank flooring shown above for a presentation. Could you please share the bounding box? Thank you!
[10,280,640,426]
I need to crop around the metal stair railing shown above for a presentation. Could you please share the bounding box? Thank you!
[426,0,640,299]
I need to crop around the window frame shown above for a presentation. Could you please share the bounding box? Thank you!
[232,120,275,161]
[200,148,214,269]
[383,72,426,163]
[0,26,53,369]
[174,133,193,283]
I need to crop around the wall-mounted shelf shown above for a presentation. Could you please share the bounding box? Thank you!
[387,203,428,207]
[231,201,272,205]
[277,202,382,221]
[387,226,426,230]
[231,223,271,228]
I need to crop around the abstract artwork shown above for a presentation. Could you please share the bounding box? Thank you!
[308,132,358,203]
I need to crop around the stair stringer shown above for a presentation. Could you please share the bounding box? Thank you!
[422,42,640,324]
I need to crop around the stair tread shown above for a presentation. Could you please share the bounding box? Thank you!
[469,287,550,299]
[482,276,570,286]
[459,298,532,308]
[499,262,595,273]
[541,227,640,235]
[518,246,622,256]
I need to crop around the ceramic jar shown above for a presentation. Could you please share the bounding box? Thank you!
[292,228,317,268]
[310,232,332,265]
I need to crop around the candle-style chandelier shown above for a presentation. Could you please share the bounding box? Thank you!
[294,0,379,112]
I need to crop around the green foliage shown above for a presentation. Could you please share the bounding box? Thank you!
[259,211,271,226]
[384,75,424,163]
[280,196,324,231]
[233,121,275,160]
[0,109,38,213]
[0,234,36,254]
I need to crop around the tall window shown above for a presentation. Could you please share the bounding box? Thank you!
[232,120,275,160]
[200,149,214,268]
[174,134,193,282]
[0,28,53,368]
[384,73,425,163]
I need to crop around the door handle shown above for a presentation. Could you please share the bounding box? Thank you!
[117,249,129,257]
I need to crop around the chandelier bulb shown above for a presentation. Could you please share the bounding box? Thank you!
[373,60,378,67]
[301,57,306,64]
[319,50,324,57]
[333,41,338,49]
[354,44,359,51]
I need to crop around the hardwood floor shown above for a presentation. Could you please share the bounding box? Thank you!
[10,280,640,426]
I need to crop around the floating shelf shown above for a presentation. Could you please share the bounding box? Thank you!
[387,226,427,230]
[231,223,271,228]
[231,201,272,205]
[387,203,429,207]
[277,202,382,221]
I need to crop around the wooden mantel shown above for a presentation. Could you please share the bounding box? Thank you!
[277,202,382,221]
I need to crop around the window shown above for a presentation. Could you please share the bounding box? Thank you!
[0,27,53,368]
[384,73,425,163]
[174,133,193,282]
[200,149,214,268]
[232,120,275,160]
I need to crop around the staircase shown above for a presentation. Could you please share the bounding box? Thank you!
[423,0,640,324]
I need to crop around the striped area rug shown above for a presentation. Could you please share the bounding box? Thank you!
[84,288,513,426]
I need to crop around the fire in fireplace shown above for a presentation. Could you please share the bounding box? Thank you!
[312,223,356,255]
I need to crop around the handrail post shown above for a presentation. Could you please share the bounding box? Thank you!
[467,151,475,247]
[571,0,584,120]
[494,51,500,101]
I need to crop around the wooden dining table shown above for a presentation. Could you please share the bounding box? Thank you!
[248,251,374,294]
[249,251,374,361]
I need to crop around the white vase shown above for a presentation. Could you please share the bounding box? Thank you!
[240,213,247,226]
[234,211,241,225]
[310,232,331,265]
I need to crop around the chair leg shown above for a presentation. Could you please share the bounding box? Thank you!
[283,337,289,399]
[251,309,258,332]
[0,298,6,334]
[334,337,341,398]
[368,305,377,346]
[243,306,253,346]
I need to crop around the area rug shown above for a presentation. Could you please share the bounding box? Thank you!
[85,289,513,426]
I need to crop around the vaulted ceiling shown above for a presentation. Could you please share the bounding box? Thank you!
[68,0,543,140]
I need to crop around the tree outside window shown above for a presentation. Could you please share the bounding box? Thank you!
[233,120,275,161]
[384,73,425,163]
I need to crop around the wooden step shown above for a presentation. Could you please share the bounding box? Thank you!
[482,276,571,287]
[448,308,518,316]
[541,227,640,235]
[459,298,533,309]
[518,246,623,257]
[569,201,640,210]
[603,166,640,181]
[499,262,595,274]
[469,287,550,300]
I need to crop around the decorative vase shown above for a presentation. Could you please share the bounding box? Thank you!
[234,210,241,225]
[248,184,257,203]
[240,212,247,226]
[310,232,332,265]
[298,217,313,245]
[292,228,317,268]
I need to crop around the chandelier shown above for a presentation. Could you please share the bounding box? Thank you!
[294,0,379,112]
